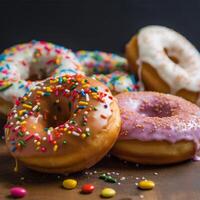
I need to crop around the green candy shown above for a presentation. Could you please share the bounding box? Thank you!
[99,173,107,180]
[99,173,117,183]
[105,176,117,183]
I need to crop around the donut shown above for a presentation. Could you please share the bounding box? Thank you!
[125,25,200,105]
[76,50,139,93]
[91,71,138,94]
[0,40,82,115]
[112,91,200,165]
[76,50,129,75]
[5,74,121,173]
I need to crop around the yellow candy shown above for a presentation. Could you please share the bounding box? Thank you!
[138,180,155,190]
[101,188,116,198]
[62,179,77,189]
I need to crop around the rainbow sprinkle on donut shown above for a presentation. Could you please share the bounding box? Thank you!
[0,40,82,103]
[92,71,139,94]
[76,50,128,75]
[5,74,113,153]
[76,50,139,93]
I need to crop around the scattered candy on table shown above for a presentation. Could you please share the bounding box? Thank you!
[81,183,95,194]
[101,188,116,198]
[62,179,77,189]
[10,187,27,198]
[138,180,155,190]
[99,173,117,183]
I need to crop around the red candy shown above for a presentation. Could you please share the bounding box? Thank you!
[81,184,95,194]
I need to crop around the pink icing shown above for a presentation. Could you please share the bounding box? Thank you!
[116,92,200,156]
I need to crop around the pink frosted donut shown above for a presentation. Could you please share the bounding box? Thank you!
[112,91,200,165]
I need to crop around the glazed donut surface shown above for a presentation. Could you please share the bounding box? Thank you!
[0,40,82,114]
[5,74,121,173]
[112,91,200,164]
[126,26,200,105]
[76,50,139,94]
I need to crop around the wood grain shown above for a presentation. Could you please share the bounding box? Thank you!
[0,118,200,200]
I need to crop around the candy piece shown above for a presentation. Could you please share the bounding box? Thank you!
[81,183,95,194]
[99,173,117,183]
[101,188,116,198]
[10,187,27,198]
[99,173,107,180]
[138,180,155,190]
[105,176,117,183]
[62,179,77,189]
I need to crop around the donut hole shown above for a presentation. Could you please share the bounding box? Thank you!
[139,100,173,118]
[39,97,72,128]
[164,48,179,64]
[28,68,53,81]
[26,56,58,81]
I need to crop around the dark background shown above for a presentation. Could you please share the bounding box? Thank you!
[0,0,200,54]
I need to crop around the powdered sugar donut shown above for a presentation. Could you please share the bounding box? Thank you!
[76,50,138,93]
[126,26,200,105]
[0,40,82,115]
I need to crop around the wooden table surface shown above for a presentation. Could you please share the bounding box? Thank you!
[1,118,200,200]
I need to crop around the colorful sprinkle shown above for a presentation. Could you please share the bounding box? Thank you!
[6,74,112,154]
[0,82,13,91]
[0,40,83,104]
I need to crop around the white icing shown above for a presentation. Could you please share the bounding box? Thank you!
[0,41,83,103]
[137,26,200,93]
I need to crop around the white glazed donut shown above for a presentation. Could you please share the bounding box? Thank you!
[126,26,200,105]
[0,40,83,115]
